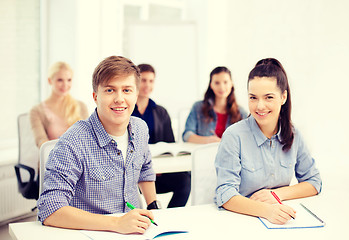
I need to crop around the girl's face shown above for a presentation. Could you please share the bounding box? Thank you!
[210,72,233,100]
[49,69,72,97]
[248,77,287,133]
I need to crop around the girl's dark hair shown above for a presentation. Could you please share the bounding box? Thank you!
[202,66,242,124]
[248,58,294,152]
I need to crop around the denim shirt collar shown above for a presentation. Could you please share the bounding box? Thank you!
[90,108,135,148]
[248,115,281,147]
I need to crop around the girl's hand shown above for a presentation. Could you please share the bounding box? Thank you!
[264,204,296,225]
[250,189,278,204]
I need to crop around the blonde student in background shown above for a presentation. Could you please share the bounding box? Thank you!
[30,61,88,148]
[182,66,247,144]
[37,56,159,234]
[215,58,322,224]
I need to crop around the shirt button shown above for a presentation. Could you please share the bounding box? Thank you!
[117,152,121,155]
[130,150,133,153]
[251,168,255,171]
[111,140,115,143]
[102,176,106,180]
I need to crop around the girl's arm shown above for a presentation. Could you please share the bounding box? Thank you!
[250,182,318,203]
[223,195,296,225]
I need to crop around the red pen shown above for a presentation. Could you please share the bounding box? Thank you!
[270,191,295,219]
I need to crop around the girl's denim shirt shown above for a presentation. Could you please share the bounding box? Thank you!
[182,101,248,142]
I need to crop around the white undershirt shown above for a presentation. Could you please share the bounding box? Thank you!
[109,130,128,162]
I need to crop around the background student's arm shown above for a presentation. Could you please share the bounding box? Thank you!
[43,205,154,234]
[30,105,49,148]
[187,133,221,144]
[183,102,220,144]
[78,100,89,119]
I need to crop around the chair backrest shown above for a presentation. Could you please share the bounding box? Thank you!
[39,139,58,195]
[191,142,219,205]
[18,113,39,177]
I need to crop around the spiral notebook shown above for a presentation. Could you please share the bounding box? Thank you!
[259,203,325,229]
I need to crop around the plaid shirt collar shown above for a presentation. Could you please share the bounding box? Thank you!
[90,108,136,148]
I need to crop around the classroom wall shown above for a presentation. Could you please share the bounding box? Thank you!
[42,0,348,169]
[225,0,349,169]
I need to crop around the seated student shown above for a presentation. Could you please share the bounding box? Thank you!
[215,58,322,224]
[37,56,159,234]
[132,64,190,208]
[182,66,247,144]
[30,62,89,148]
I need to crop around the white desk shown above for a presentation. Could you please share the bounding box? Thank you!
[152,155,191,174]
[150,142,201,174]
[9,192,349,240]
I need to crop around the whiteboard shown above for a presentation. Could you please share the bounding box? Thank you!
[126,22,199,118]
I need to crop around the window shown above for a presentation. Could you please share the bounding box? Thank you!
[0,0,40,156]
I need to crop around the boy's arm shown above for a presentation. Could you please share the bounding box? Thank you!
[138,181,157,205]
[44,205,154,234]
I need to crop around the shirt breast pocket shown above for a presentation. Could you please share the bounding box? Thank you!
[89,166,116,181]
[280,158,295,169]
[241,161,263,173]
[132,161,142,183]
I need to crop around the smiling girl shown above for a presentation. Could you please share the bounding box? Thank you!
[183,66,247,144]
[215,58,322,225]
[30,62,88,148]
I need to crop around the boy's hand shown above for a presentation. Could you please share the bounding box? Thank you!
[113,209,154,234]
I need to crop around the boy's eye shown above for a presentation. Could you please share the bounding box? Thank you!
[106,89,113,93]
[124,89,131,93]
[249,96,256,100]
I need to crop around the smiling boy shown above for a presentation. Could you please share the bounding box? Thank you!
[37,56,158,234]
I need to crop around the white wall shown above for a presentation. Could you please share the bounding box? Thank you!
[43,0,348,168]
[226,0,349,168]
[42,0,123,113]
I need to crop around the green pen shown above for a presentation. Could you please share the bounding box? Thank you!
[126,202,158,226]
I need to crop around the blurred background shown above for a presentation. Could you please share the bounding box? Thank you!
[1,0,348,223]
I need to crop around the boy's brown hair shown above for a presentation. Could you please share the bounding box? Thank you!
[92,56,140,93]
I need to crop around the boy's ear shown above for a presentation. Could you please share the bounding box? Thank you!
[93,92,97,103]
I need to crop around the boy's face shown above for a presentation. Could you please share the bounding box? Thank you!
[93,74,139,136]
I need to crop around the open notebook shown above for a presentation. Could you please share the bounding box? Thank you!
[259,203,325,229]
[149,142,199,158]
[81,224,188,240]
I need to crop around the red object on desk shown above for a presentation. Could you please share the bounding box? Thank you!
[271,191,282,204]
[271,191,295,219]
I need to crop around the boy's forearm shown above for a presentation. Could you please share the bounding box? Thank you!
[138,181,157,205]
[43,206,117,232]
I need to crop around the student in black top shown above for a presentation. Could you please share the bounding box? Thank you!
[132,64,190,208]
